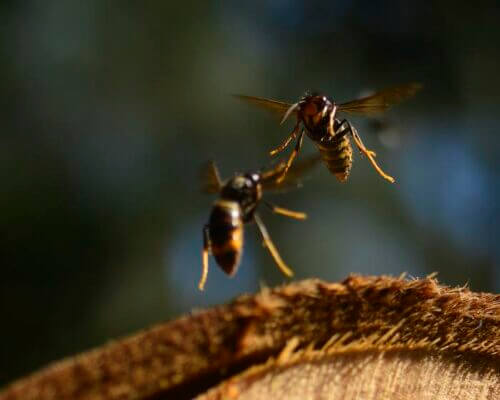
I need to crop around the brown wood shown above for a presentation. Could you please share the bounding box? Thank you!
[0,275,498,400]
[200,348,499,399]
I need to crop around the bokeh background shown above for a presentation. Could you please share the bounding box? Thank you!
[1,0,499,386]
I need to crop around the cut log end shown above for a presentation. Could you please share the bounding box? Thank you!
[0,274,498,400]
[199,346,500,400]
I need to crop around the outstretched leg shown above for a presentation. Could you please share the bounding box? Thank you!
[349,122,395,183]
[198,225,210,291]
[270,120,301,156]
[254,213,294,277]
[264,201,307,220]
[276,129,305,184]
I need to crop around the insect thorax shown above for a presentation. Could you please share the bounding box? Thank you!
[220,174,261,221]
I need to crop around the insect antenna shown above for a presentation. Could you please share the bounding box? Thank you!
[280,102,299,125]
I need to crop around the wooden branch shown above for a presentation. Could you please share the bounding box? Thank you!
[0,275,498,400]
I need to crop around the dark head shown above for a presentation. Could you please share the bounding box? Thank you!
[299,93,333,118]
[295,93,334,134]
[220,172,262,221]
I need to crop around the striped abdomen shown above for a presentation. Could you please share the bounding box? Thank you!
[208,200,244,276]
[315,135,353,182]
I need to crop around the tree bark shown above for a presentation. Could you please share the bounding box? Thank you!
[0,275,498,399]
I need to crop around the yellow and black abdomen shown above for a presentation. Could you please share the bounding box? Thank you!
[315,135,353,182]
[208,200,244,276]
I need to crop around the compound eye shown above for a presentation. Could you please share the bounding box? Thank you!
[316,97,327,108]
[251,173,260,182]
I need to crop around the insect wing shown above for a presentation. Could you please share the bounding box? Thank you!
[338,82,422,116]
[200,160,223,194]
[261,154,322,192]
[233,95,295,118]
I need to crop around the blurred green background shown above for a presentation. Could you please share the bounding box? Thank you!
[1,0,499,386]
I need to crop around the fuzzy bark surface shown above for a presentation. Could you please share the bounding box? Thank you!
[0,275,498,400]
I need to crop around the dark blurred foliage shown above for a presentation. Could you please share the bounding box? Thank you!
[0,0,499,386]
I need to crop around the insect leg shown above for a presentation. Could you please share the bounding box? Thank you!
[276,129,305,184]
[334,119,352,139]
[198,225,210,291]
[349,122,396,183]
[263,201,307,220]
[327,104,338,136]
[269,120,301,156]
[254,213,294,277]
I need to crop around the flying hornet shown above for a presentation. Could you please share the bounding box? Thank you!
[198,155,320,290]
[235,83,421,184]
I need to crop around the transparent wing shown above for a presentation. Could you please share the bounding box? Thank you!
[338,82,422,116]
[200,160,222,194]
[233,94,295,118]
[261,153,322,192]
